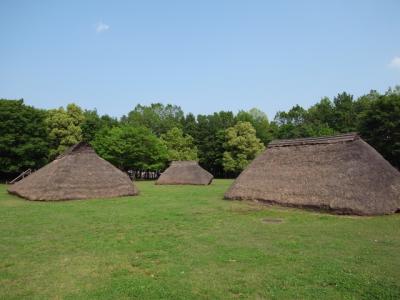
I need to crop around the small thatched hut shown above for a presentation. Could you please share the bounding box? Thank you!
[224,133,400,215]
[156,161,213,185]
[8,142,138,201]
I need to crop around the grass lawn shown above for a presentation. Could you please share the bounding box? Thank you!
[0,180,399,299]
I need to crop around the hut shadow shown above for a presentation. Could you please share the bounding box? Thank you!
[226,197,379,218]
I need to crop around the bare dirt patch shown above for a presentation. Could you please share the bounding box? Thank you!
[261,218,284,224]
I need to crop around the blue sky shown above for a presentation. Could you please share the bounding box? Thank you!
[1,0,399,119]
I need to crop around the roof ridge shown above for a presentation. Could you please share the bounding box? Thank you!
[56,142,93,159]
[268,133,359,148]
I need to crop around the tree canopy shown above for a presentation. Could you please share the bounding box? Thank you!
[81,109,118,142]
[160,127,198,161]
[358,93,400,169]
[46,103,85,159]
[92,125,167,171]
[222,121,265,174]
[1,85,399,180]
[193,111,236,177]
[0,99,49,178]
[236,108,272,144]
[123,103,184,136]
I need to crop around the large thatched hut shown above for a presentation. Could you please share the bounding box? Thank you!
[224,133,400,215]
[156,161,213,185]
[8,142,138,201]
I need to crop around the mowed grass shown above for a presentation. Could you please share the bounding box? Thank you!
[0,180,399,299]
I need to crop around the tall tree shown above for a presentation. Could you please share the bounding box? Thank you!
[0,99,49,178]
[45,103,85,158]
[385,85,400,96]
[124,103,184,136]
[194,111,235,176]
[223,121,265,174]
[92,125,167,171]
[353,90,379,129]
[332,92,357,132]
[358,93,400,169]
[160,127,198,161]
[181,113,197,138]
[81,109,102,142]
[272,105,309,138]
[81,109,119,142]
[307,97,335,127]
[236,108,272,145]
[273,103,335,139]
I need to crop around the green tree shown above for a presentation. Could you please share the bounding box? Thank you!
[272,105,309,138]
[274,105,306,126]
[45,103,85,159]
[353,90,379,129]
[160,127,198,161]
[81,109,119,142]
[273,103,335,139]
[0,99,49,178]
[181,113,197,138]
[92,125,167,171]
[385,85,400,96]
[307,97,335,127]
[332,92,357,132]
[124,103,184,136]
[194,111,236,176]
[223,121,265,174]
[358,93,400,169]
[236,108,272,144]
[81,109,102,142]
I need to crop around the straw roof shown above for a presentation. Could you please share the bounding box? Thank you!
[156,161,213,185]
[8,142,138,201]
[225,133,400,215]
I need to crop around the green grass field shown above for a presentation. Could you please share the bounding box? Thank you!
[0,180,399,299]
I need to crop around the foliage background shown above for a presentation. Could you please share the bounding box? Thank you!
[0,85,399,180]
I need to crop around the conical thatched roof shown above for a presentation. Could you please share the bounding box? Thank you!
[225,133,400,215]
[156,161,213,185]
[8,142,138,201]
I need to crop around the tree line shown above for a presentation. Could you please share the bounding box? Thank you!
[0,85,399,181]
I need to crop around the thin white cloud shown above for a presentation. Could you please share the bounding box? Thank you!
[95,22,110,33]
[389,56,400,69]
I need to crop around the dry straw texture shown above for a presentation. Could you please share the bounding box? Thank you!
[156,161,213,185]
[225,133,400,215]
[8,142,138,201]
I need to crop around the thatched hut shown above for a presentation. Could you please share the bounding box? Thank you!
[224,133,400,215]
[156,161,213,185]
[7,142,138,201]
